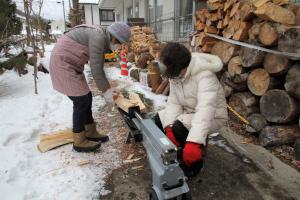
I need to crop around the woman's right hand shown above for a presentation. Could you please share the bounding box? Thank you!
[103,89,120,103]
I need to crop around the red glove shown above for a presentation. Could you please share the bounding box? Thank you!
[183,142,202,166]
[165,127,180,147]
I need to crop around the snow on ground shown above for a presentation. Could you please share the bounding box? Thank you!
[0,45,120,200]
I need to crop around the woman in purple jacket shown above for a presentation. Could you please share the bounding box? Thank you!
[49,22,130,152]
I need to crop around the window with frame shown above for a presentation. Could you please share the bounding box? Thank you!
[100,9,115,22]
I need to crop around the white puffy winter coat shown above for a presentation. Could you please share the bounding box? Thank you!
[159,53,228,145]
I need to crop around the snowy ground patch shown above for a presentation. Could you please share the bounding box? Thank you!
[0,45,121,200]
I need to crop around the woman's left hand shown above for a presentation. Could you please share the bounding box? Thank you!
[183,142,202,166]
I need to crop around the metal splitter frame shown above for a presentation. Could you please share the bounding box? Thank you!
[119,106,191,200]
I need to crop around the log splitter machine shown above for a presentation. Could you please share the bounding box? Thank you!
[118,105,192,200]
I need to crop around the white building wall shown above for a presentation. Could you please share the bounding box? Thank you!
[83,4,100,25]
[102,0,146,23]
[84,5,93,24]
[92,5,100,25]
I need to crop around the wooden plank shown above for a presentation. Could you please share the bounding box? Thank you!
[38,129,73,153]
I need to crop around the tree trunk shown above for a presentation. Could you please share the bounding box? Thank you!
[33,29,38,94]
[247,68,280,96]
[263,53,290,76]
[23,0,32,46]
[240,46,265,68]
[148,62,162,92]
[228,92,259,121]
[258,22,278,46]
[211,41,239,64]
[247,113,268,132]
[278,28,300,60]
[259,125,300,147]
[260,89,300,123]
[284,63,300,101]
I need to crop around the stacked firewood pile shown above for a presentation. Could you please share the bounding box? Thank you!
[194,0,300,150]
[127,26,169,95]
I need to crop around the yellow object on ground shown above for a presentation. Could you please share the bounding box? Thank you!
[105,50,118,62]
[227,104,250,125]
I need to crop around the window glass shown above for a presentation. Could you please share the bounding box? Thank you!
[100,10,115,21]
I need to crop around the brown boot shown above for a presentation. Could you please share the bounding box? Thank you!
[73,131,101,152]
[85,123,109,142]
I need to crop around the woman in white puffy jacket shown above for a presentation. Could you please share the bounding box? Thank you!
[154,43,228,175]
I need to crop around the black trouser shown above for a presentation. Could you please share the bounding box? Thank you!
[68,92,94,133]
[154,114,203,178]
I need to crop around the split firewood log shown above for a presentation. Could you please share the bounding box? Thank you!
[211,41,239,64]
[240,1,255,21]
[254,2,296,25]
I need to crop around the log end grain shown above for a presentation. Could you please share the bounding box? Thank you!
[260,89,300,123]
[247,68,271,96]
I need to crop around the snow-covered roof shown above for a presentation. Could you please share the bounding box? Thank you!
[78,0,99,4]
